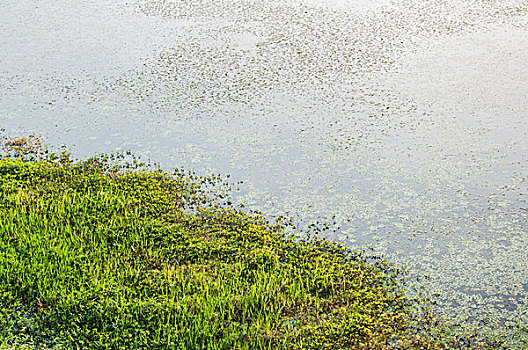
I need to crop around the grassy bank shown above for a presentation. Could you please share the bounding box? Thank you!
[0,136,504,349]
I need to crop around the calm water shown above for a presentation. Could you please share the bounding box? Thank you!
[1,0,527,332]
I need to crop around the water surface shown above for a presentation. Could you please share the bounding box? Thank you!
[1,0,527,333]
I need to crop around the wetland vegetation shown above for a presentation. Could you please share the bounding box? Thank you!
[0,136,520,349]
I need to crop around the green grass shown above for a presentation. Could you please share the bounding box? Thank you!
[0,136,510,349]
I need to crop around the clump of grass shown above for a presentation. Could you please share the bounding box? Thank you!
[0,136,504,349]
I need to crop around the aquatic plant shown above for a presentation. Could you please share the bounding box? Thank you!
[0,136,509,349]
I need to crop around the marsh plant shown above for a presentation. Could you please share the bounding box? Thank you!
[0,135,512,349]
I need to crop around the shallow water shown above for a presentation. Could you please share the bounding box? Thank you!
[1,0,527,332]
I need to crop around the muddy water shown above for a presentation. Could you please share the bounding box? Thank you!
[1,0,527,334]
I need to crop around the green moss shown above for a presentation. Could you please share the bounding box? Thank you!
[0,137,503,349]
